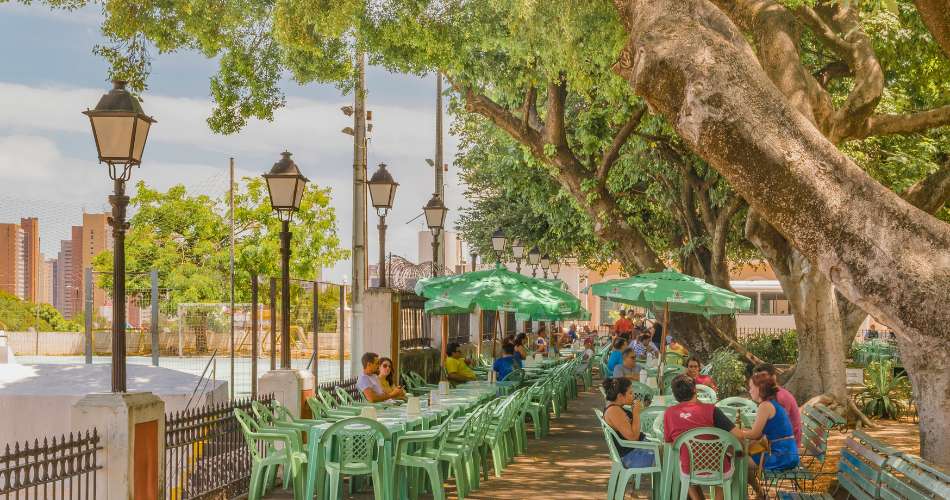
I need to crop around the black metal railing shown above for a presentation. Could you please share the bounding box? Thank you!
[318,377,359,400]
[164,395,273,500]
[398,292,432,349]
[736,327,792,338]
[0,429,101,498]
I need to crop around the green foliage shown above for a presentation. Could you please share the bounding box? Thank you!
[739,330,799,365]
[707,348,748,398]
[857,360,912,419]
[92,179,348,308]
[0,292,81,331]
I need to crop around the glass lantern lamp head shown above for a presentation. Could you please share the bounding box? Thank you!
[527,246,541,267]
[263,151,309,222]
[511,240,525,261]
[540,254,551,271]
[490,228,507,256]
[550,260,561,276]
[423,194,448,236]
[367,162,398,217]
[83,80,156,180]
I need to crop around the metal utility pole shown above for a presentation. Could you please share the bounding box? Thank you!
[433,72,445,272]
[350,52,368,376]
[229,157,235,401]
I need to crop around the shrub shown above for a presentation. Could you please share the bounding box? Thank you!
[708,348,748,398]
[739,330,798,365]
[857,360,911,419]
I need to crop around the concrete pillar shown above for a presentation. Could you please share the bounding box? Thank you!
[71,392,164,500]
[258,369,315,418]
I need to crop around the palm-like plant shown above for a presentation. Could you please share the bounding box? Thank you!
[857,360,911,419]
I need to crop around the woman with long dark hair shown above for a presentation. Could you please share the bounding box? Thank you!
[378,357,405,400]
[602,378,654,468]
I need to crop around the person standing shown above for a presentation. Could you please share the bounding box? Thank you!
[614,310,634,339]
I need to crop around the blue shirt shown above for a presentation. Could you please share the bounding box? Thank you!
[493,355,518,381]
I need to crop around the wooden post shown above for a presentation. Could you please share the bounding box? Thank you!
[658,302,669,388]
[440,314,449,381]
[475,307,483,360]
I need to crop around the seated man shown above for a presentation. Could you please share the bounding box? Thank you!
[612,347,640,380]
[663,375,742,500]
[666,335,688,356]
[493,343,520,381]
[445,342,477,383]
[356,351,405,403]
[632,333,659,358]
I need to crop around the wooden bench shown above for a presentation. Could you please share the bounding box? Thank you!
[779,429,950,499]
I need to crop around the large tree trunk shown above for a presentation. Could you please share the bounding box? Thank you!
[746,212,847,403]
[612,0,950,465]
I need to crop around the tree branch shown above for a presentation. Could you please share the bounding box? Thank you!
[903,157,950,217]
[543,78,569,150]
[914,0,950,60]
[596,104,647,181]
[859,104,950,140]
[813,60,851,88]
[521,86,541,132]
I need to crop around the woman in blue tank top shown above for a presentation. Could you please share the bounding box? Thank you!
[736,371,799,497]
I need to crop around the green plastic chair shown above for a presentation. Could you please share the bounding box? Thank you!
[496,368,525,395]
[484,395,517,477]
[251,400,321,437]
[393,409,458,500]
[594,409,662,499]
[631,381,657,401]
[696,384,718,404]
[664,352,686,367]
[307,396,359,421]
[234,408,308,500]
[672,427,741,500]
[524,382,551,439]
[317,387,343,410]
[638,406,665,442]
[421,408,475,499]
[315,417,392,500]
[716,397,757,415]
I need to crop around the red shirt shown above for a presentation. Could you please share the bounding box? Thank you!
[614,317,633,334]
[664,400,732,473]
[694,374,718,392]
[776,387,802,445]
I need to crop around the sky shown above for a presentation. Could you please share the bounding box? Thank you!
[0,3,467,283]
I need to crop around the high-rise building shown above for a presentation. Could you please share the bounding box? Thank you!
[20,217,40,302]
[0,223,24,298]
[52,252,62,311]
[61,225,83,319]
[37,257,54,305]
[81,213,112,316]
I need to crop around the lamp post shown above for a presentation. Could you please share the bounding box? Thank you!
[551,259,561,279]
[470,250,478,272]
[490,228,507,264]
[423,194,448,276]
[263,151,309,370]
[367,163,398,287]
[540,254,551,279]
[527,246,541,277]
[511,240,525,273]
[83,80,155,393]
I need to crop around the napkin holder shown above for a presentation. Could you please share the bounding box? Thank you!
[360,406,377,419]
[438,381,450,396]
[407,396,421,416]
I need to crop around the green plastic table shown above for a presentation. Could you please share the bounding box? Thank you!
[304,382,498,500]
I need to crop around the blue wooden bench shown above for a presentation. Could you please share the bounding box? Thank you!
[778,429,950,499]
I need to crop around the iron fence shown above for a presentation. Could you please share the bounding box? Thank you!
[318,377,359,400]
[164,394,273,500]
[398,292,431,349]
[0,429,101,499]
[736,327,793,338]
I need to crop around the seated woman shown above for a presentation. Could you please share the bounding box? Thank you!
[685,356,718,391]
[735,372,799,498]
[513,333,529,363]
[602,378,655,469]
[378,357,407,400]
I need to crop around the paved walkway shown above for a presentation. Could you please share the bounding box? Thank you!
[265,384,649,499]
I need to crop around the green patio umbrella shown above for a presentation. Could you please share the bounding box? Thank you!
[590,268,750,387]
[416,266,583,364]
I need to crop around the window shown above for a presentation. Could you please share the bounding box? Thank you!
[760,292,790,315]
[737,292,758,315]
[599,298,624,326]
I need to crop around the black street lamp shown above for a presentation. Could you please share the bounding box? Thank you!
[423,194,448,276]
[511,240,525,273]
[83,80,155,393]
[490,228,507,263]
[527,246,541,277]
[470,250,478,272]
[263,151,309,369]
[367,163,398,287]
[540,254,552,279]
[551,259,561,279]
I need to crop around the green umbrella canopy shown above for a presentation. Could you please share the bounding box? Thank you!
[519,306,592,322]
[415,267,583,318]
[590,269,751,317]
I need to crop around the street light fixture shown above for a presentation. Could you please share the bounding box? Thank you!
[527,246,541,277]
[263,151,309,369]
[551,259,561,278]
[491,228,507,263]
[423,194,448,275]
[511,240,525,273]
[540,253,552,278]
[367,163,398,287]
[83,80,156,393]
